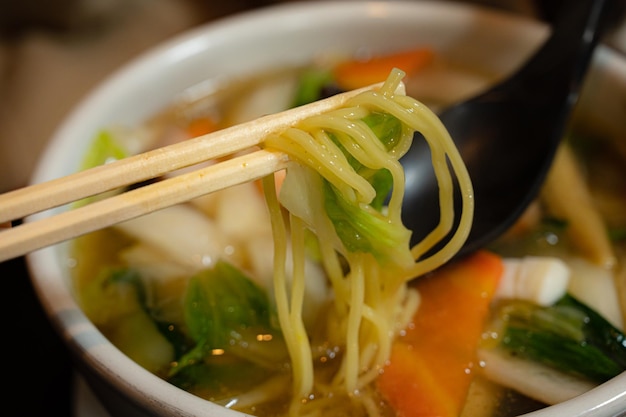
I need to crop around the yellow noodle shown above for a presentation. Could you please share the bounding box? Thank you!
[288,213,314,397]
[344,254,365,393]
[289,214,308,318]
[303,166,351,303]
[266,128,375,203]
[409,135,456,260]
[258,68,473,415]
[300,117,387,167]
[262,176,313,399]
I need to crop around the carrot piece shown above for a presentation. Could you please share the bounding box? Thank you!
[377,250,503,417]
[333,47,434,90]
[186,117,219,138]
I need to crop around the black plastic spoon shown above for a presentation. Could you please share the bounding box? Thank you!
[401,0,617,260]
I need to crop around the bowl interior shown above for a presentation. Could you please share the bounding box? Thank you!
[26,2,626,416]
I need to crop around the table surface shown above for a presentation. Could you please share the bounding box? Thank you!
[1,256,73,416]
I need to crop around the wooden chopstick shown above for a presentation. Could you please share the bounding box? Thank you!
[0,149,287,262]
[0,84,379,225]
[0,84,382,262]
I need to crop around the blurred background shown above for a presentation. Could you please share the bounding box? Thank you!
[0,0,591,194]
[0,1,623,416]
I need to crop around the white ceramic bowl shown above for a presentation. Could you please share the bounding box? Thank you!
[27,1,626,416]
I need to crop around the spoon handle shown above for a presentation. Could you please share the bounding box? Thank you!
[497,0,612,101]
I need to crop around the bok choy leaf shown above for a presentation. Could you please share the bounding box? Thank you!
[171,260,287,376]
[493,294,626,383]
[322,112,413,267]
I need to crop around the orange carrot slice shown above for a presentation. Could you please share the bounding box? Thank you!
[377,250,503,417]
[333,47,434,90]
[186,117,219,138]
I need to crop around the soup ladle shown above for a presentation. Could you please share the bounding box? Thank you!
[401,0,617,260]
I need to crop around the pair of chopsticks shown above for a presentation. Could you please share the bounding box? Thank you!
[0,85,380,263]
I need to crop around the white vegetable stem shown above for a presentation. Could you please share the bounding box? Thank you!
[495,256,570,306]
[478,348,597,406]
[566,257,625,330]
[115,204,226,271]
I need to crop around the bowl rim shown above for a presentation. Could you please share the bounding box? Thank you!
[26,1,626,416]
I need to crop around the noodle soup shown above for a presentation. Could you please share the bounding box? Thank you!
[68,50,626,417]
[26,2,626,417]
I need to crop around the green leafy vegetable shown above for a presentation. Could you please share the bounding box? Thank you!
[494,294,626,383]
[80,130,128,171]
[79,267,174,373]
[322,112,413,268]
[292,68,336,107]
[323,180,411,267]
[367,168,394,211]
[74,130,129,207]
[362,112,404,151]
[171,260,287,376]
[79,267,146,324]
[608,227,626,242]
